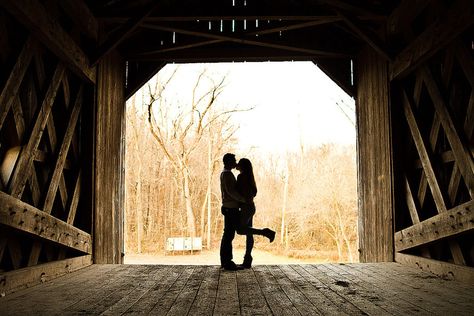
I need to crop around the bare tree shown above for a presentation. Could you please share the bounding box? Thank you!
[145,67,249,238]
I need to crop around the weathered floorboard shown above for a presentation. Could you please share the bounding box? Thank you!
[0,263,472,316]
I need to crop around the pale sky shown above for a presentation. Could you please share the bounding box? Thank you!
[134,61,355,155]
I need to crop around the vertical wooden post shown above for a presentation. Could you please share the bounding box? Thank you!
[356,46,394,262]
[94,50,125,263]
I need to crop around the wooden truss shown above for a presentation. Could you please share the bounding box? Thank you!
[0,6,92,292]
[390,0,474,271]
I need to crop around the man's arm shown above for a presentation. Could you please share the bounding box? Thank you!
[222,172,246,203]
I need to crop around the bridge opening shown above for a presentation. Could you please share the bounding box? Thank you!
[124,61,357,265]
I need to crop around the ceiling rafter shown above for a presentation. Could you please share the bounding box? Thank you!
[138,23,350,58]
[99,15,385,23]
[133,19,342,56]
[90,1,161,66]
[336,10,393,61]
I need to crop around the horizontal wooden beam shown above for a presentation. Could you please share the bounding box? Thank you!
[135,19,338,57]
[128,49,315,63]
[390,0,474,79]
[0,255,92,296]
[100,15,384,23]
[141,23,350,58]
[395,200,474,252]
[0,191,92,254]
[395,252,474,283]
[0,0,96,83]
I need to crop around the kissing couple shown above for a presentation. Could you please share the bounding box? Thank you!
[219,153,276,271]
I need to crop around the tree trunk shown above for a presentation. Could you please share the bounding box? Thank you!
[183,165,196,237]
[207,133,212,249]
[136,180,142,253]
[281,167,289,244]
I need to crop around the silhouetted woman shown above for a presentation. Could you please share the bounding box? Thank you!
[236,158,276,268]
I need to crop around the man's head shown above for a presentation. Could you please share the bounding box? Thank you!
[223,153,237,169]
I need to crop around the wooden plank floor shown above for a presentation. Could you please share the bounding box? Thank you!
[1,263,473,315]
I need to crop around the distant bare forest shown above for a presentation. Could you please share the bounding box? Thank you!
[125,69,358,262]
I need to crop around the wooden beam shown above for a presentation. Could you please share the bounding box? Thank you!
[8,63,65,199]
[390,0,474,79]
[337,10,392,61]
[125,62,165,100]
[320,0,382,18]
[0,37,35,131]
[66,171,82,225]
[387,0,431,36]
[101,15,380,22]
[135,19,339,56]
[28,86,83,266]
[414,150,455,169]
[134,18,340,57]
[57,0,98,40]
[141,23,350,58]
[91,1,161,65]
[0,0,96,82]
[404,174,420,224]
[421,67,474,198]
[395,200,474,252]
[129,49,315,63]
[43,86,83,213]
[395,252,474,283]
[312,58,354,97]
[0,191,92,254]
[0,254,92,295]
[402,89,447,212]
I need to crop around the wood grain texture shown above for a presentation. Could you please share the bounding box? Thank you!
[1,264,472,315]
[356,45,394,262]
[0,191,92,254]
[94,50,125,264]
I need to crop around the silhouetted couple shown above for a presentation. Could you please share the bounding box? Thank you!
[219,153,276,271]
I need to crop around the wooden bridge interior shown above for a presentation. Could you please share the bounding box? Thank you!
[0,0,473,314]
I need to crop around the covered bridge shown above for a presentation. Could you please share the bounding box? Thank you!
[0,0,473,314]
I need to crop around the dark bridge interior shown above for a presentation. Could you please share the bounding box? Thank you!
[0,0,472,313]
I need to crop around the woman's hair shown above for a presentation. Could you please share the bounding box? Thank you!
[238,158,257,197]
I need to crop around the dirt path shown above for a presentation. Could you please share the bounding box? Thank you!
[124,248,327,265]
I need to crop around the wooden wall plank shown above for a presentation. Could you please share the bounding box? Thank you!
[0,191,92,254]
[94,50,125,264]
[0,0,96,83]
[0,254,92,296]
[395,200,474,251]
[356,46,394,262]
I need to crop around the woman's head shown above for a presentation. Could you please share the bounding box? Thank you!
[237,158,253,174]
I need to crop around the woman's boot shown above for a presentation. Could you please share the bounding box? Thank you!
[263,228,276,242]
[241,255,253,269]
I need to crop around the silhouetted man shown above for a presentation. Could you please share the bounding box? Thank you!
[219,153,245,270]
